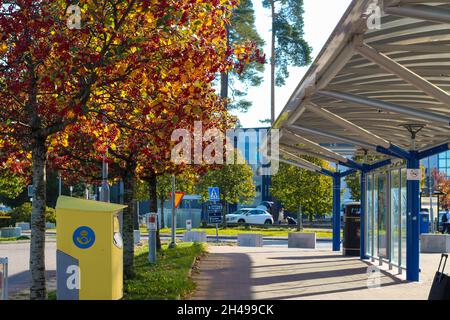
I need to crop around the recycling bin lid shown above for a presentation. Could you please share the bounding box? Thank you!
[56,196,127,213]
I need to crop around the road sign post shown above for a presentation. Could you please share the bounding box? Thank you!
[147,213,157,264]
[208,187,221,242]
[207,203,223,243]
[169,176,185,249]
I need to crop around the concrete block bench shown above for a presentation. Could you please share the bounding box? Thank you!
[0,227,22,238]
[238,234,263,247]
[183,231,207,243]
[15,222,30,231]
[45,222,56,229]
[421,234,450,253]
[288,233,316,249]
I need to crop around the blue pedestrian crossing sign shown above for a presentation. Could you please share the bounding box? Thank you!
[208,187,220,202]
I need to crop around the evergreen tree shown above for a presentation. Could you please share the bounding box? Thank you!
[263,0,312,123]
[222,0,266,112]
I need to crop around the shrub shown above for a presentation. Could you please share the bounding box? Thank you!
[9,203,56,225]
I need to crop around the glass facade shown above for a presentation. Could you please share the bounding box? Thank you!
[438,151,450,178]
[365,166,408,271]
[421,151,450,195]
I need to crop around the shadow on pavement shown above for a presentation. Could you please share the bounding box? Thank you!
[8,269,56,296]
[192,253,252,300]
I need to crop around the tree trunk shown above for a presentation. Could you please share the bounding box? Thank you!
[220,25,230,107]
[160,197,165,229]
[147,172,161,250]
[297,204,303,232]
[133,200,139,230]
[122,170,136,279]
[30,137,48,300]
[270,0,276,125]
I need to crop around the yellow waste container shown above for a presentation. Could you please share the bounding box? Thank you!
[56,196,127,300]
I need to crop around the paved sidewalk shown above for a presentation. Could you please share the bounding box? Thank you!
[192,246,442,300]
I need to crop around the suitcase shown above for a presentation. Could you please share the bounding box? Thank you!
[428,254,450,300]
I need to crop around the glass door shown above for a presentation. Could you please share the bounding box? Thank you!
[401,169,407,268]
[390,169,400,266]
[373,174,379,258]
[377,173,388,259]
[366,174,373,257]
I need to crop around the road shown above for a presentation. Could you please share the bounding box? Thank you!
[0,240,56,298]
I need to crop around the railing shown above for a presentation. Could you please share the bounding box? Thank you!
[0,257,8,300]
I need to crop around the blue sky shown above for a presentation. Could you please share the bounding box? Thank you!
[233,0,352,128]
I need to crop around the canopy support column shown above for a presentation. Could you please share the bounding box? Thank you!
[406,154,420,282]
[332,174,341,252]
[360,169,368,260]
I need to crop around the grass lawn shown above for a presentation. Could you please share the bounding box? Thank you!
[0,235,30,242]
[124,242,206,300]
[141,226,336,239]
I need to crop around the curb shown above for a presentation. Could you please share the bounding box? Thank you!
[154,233,332,242]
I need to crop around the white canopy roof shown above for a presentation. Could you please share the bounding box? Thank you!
[274,0,450,167]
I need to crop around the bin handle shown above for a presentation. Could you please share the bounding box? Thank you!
[437,254,448,281]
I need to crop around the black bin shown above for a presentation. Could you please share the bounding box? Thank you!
[343,204,361,256]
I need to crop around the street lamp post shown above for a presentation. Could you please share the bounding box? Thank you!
[58,172,62,196]
[99,158,110,203]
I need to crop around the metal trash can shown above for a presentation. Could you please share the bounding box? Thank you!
[343,203,361,256]
[0,257,8,300]
[420,213,430,234]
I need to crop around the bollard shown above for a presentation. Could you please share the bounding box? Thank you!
[0,257,8,300]
[147,213,157,264]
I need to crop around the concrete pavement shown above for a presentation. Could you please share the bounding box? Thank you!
[192,246,442,300]
[0,240,56,299]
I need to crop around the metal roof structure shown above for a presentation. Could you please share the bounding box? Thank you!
[274,0,450,169]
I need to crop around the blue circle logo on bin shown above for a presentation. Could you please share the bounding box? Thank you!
[73,226,96,249]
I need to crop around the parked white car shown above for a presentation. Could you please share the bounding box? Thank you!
[226,208,274,225]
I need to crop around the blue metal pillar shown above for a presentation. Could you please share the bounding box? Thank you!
[406,153,420,282]
[332,174,341,251]
[360,170,368,259]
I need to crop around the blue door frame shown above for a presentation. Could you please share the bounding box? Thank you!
[332,174,341,252]
[406,154,420,282]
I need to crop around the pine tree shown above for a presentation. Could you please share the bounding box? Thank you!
[262,0,312,124]
[221,0,266,112]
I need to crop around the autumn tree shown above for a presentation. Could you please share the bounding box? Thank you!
[0,170,26,201]
[47,0,262,278]
[270,158,333,222]
[0,0,260,299]
[432,169,450,210]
